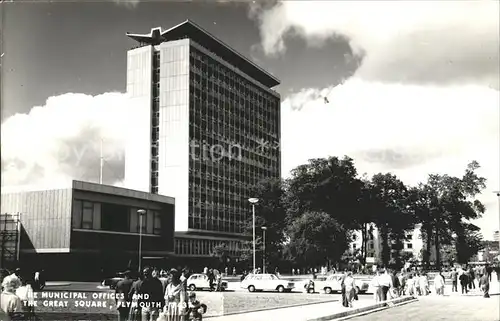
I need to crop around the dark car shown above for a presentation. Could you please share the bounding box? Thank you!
[102,271,139,289]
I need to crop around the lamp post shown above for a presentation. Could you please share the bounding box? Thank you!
[137,209,146,272]
[262,226,267,273]
[248,198,259,273]
[494,191,500,254]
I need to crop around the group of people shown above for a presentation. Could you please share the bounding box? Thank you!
[451,265,492,298]
[0,268,36,321]
[115,267,208,321]
[201,267,224,292]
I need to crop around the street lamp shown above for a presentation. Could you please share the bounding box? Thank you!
[494,191,500,253]
[248,198,259,273]
[262,226,267,273]
[137,209,147,272]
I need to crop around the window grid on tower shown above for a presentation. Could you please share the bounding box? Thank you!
[150,50,160,194]
[187,45,280,234]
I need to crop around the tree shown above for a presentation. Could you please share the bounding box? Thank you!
[440,244,457,265]
[455,223,484,264]
[425,161,486,268]
[357,180,379,266]
[369,173,413,268]
[211,243,230,269]
[285,156,364,229]
[242,178,288,270]
[283,211,351,268]
[408,184,436,269]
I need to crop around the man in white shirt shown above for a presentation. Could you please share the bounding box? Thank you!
[371,271,382,302]
[379,269,393,301]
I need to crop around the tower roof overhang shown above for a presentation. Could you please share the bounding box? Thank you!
[126,20,280,88]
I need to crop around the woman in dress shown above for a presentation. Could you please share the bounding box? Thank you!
[164,269,188,321]
[0,274,24,321]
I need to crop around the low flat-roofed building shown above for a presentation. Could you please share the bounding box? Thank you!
[1,180,175,281]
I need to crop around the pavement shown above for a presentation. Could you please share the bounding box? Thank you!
[204,296,416,321]
[345,294,500,321]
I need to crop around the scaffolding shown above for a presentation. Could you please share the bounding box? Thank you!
[0,213,21,269]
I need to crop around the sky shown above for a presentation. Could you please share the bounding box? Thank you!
[1,1,499,240]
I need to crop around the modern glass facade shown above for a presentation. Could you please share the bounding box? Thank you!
[125,22,281,260]
[187,44,280,235]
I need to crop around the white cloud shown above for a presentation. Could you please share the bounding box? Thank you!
[253,1,499,88]
[1,93,132,189]
[254,1,500,239]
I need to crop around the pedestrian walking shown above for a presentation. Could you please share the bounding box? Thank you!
[478,273,490,298]
[340,270,348,307]
[433,272,445,295]
[370,271,382,302]
[468,266,475,290]
[413,273,421,296]
[389,270,400,299]
[450,268,458,292]
[163,268,188,321]
[406,274,415,296]
[207,269,215,292]
[128,267,164,321]
[343,272,357,308]
[398,272,406,296]
[115,270,134,321]
[379,269,392,301]
[418,273,429,296]
[459,271,469,294]
[485,264,493,282]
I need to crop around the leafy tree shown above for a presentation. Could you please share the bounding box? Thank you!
[425,161,486,268]
[400,251,414,264]
[242,178,288,270]
[211,243,230,269]
[455,222,484,264]
[440,244,457,265]
[369,173,412,268]
[357,180,379,266]
[285,156,364,229]
[283,211,351,269]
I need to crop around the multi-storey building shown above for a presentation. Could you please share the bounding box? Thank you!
[124,20,281,268]
[350,224,437,267]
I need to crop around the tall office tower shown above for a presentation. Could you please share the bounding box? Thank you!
[124,20,281,267]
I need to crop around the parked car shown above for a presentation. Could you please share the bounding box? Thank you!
[186,273,228,291]
[240,273,295,293]
[101,272,133,289]
[315,274,369,294]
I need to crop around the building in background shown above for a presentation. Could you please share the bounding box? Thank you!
[1,180,175,280]
[124,20,281,268]
[494,230,499,242]
[350,223,438,267]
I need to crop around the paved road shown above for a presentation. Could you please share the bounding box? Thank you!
[33,285,376,320]
[347,295,500,321]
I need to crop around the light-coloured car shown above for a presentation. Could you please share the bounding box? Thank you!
[186,273,228,291]
[240,273,295,293]
[315,274,369,294]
